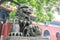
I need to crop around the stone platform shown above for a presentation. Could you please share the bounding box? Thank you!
[6,36,49,40]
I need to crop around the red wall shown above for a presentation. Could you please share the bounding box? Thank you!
[32,24,60,40]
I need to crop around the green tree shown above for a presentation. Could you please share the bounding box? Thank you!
[10,0,57,22]
[9,10,16,19]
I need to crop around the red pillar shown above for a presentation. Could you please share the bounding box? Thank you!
[0,22,3,36]
[1,22,12,40]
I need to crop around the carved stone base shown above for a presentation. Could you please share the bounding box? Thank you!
[6,36,49,40]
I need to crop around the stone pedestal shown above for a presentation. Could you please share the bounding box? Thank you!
[6,36,49,40]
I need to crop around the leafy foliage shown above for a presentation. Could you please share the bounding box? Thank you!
[9,10,16,19]
[11,0,57,22]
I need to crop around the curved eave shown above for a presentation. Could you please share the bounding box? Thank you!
[0,5,11,12]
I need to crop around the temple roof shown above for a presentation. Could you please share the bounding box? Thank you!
[0,5,11,12]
